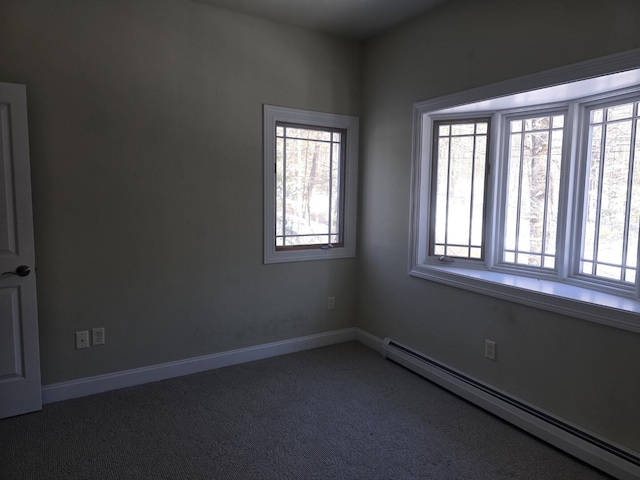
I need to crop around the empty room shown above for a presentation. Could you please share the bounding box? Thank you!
[1,0,639,478]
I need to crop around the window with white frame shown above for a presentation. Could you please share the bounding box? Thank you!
[430,119,490,260]
[264,105,358,264]
[410,58,640,332]
[580,101,640,284]
[503,113,564,270]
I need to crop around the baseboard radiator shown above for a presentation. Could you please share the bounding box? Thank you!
[381,338,640,480]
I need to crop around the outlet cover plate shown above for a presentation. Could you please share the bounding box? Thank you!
[76,331,89,349]
[485,340,496,360]
[92,327,105,346]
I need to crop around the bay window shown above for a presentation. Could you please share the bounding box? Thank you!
[410,59,640,332]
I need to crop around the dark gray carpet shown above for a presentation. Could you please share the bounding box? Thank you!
[0,342,612,479]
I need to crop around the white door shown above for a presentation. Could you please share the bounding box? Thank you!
[0,82,41,418]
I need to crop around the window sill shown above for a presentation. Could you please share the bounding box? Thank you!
[264,246,355,264]
[409,264,640,333]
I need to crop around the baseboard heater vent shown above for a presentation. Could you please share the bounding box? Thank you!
[381,337,640,480]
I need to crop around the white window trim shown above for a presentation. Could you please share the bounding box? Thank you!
[264,105,359,264]
[409,49,640,333]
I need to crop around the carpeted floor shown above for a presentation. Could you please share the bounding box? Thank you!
[0,342,613,479]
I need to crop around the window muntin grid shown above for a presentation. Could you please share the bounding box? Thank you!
[430,119,490,260]
[275,123,345,250]
[503,114,564,269]
[581,100,640,283]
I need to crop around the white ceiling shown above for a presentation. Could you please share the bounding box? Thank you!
[191,0,449,39]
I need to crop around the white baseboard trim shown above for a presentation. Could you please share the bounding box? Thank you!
[41,325,637,477]
[361,332,640,480]
[354,327,384,353]
[42,327,357,404]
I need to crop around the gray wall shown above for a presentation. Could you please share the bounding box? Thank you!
[0,0,361,384]
[358,0,640,451]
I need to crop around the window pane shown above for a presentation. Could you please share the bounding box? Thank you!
[431,119,489,259]
[276,138,284,236]
[582,261,594,275]
[518,131,548,255]
[451,124,475,135]
[447,135,474,245]
[285,235,328,246]
[545,129,562,256]
[504,115,563,268]
[583,124,602,262]
[331,143,341,236]
[596,121,631,268]
[285,127,331,141]
[517,252,541,267]
[434,138,449,245]
[471,135,487,246]
[627,121,640,269]
[625,268,636,283]
[447,245,469,257]
[505,130,521,251]
[596,264,621,280]
[606,104,633,122]
[524,116,549,131]
[592,109,603,123]
[284,138,305,238]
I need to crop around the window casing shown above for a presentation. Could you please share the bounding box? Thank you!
[264,105,358,264]
[410,54,640,333]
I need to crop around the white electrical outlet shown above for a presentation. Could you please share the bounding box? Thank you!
[485,340,496,360]
[92,327,105,346]
[76,331,90,349]
[328,296,335,310]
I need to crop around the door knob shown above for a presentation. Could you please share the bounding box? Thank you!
[2,265,31,277]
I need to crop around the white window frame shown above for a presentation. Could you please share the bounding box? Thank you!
[486,105,574,281]
[571,93,640,293]
[264,105,359,264]
[429,117,491,262]
[409,50,640,333]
